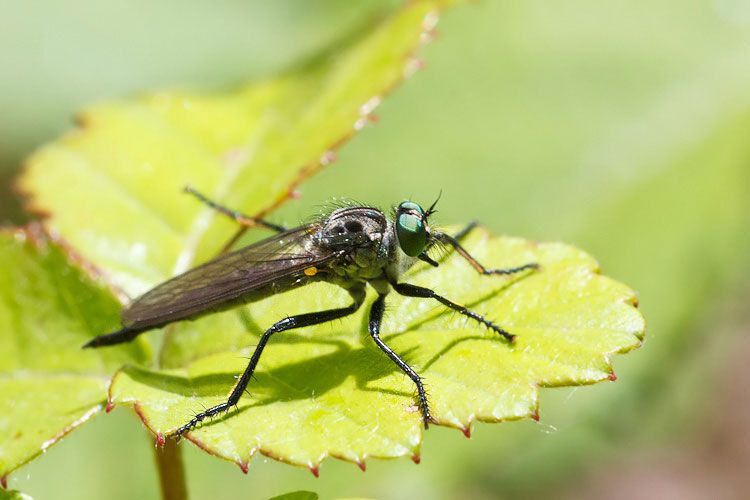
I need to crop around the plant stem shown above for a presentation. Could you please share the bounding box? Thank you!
[154,437,188,500]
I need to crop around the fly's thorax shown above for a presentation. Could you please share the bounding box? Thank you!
[315,206,390,280]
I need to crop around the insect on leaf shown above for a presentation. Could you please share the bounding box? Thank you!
[109,228,644,473]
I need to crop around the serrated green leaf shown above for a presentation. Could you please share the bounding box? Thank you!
[18,1,440,297]
[0,226,149,477]
[9,0,644,479]
[109,228,643,471]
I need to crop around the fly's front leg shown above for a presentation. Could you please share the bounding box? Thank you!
[451,221,479,241]
[170,292,364,439]
[392,282,516,343]
[368,294,436,428]
[185,185,287,233]
[434,229,539,276]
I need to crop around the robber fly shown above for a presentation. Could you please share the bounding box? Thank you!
[84,187,538,438]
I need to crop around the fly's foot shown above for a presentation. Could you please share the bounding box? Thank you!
[487,323,516,343]
[415,386,436,429]
[169,402,233,440]
[466,311,516,343]
[422,411,439,429]
[169,415,203,441]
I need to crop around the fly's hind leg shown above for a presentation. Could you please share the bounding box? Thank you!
[170,287,365,439]
[184,185,287,233]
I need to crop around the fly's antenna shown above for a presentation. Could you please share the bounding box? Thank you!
[425,190,442,218]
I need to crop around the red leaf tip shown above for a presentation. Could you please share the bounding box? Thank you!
[239,462,249,474]
[462,427,471,439]
[609,372,617,381]
[357,460,366,472]
[411,454,421,465]
[531,411,540,422]
[309,466,320,478]
[105,401,115,413]
[1,475,7,489]
[156,434,165,447]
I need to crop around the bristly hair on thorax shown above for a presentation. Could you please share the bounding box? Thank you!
[299,194,453,259]
[305,197,380,225]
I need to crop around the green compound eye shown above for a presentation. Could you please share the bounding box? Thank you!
[396,201,428,257]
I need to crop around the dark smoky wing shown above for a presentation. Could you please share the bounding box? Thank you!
[121,223,330,328]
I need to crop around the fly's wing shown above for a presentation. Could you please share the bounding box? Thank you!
[121,223,332,330]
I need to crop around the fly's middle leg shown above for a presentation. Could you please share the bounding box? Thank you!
[368,293,436,428]
[170,296,363,439]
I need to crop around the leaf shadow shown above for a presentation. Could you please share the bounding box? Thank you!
[122,330,437,431]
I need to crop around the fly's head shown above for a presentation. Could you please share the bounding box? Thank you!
[394,197,439,264]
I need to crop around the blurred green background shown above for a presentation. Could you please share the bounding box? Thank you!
[2,0,749,499]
